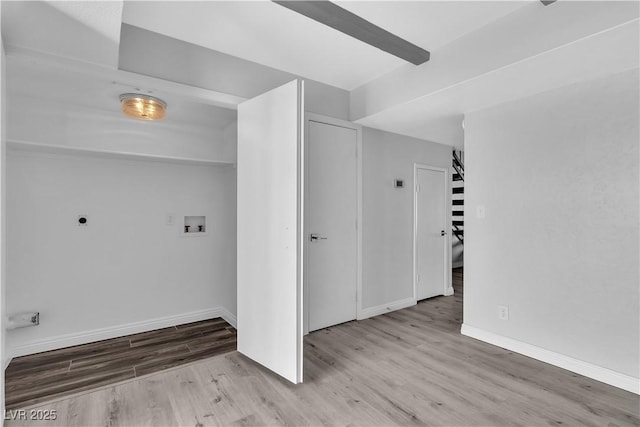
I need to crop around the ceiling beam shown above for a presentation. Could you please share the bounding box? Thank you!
[272,0,430,65]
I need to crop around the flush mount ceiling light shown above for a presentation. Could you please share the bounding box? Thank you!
[119,93,167,121]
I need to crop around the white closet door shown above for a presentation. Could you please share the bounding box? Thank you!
[237,80,304,384]
[306,120,357,332]
[416,167,447,300]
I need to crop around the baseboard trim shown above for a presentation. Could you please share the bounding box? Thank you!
[9,307,235,358]
[358,297,416,320]
[461,324,640,395]
[219,307,237,329]
[444,286,455,296]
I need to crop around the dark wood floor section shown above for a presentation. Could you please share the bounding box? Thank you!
[5,318,237,409]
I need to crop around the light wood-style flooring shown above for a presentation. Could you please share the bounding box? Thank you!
[6,269,640,426]
[5,318,236,410]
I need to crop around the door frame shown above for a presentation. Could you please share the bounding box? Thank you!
[413,163,453,303]
[303,112,363,334]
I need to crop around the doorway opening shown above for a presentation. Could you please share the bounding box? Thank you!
[413,164,453,302]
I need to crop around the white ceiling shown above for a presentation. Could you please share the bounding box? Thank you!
[357,18,640,147]
[121,1,532,91]
[46,1,123,44]
[336,1,531,52]
[1,1,123,68]
[6,54,238,130]
[351,1,640,146]
[2,0,638,148]
[122,1,400,91]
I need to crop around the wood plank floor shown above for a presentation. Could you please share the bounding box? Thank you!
[5,318,237,410]
[6,269,640,426]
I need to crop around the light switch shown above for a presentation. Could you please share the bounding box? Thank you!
[166,214,175,226]
[476,205,485,219]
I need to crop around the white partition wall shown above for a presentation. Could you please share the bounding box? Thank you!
[237,80,304,384]
[0,29,6,416]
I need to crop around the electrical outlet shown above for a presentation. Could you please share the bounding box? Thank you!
[7,312,40,329]
[498,305,509,320]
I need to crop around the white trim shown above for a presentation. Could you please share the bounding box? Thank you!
[461,324,640,395]
[3,357,11,371]
[303,115,310,336]
[358,297,417,320]
[9,307,235,358]
[297,80,305,383]
[218,307,237,329]
[303,113,363,334]
[356,121,363,326]
[413,164,451,302]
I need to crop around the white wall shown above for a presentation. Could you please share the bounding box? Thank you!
[223,120,238,163]
[304,80,350,121]
[362,127,451,311]
[463,69,639,383]
[6,151,237,357]
[0,23,7,416]
[8,97,235,163]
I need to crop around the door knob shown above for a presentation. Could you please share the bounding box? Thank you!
[440,230,447,236]
[310,233,328,242]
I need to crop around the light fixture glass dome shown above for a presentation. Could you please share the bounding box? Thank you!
[119,93,167,121]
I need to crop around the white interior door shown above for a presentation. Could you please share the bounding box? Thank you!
[237,80,303,384]
[306,120,357,332]
[415,166,447,300]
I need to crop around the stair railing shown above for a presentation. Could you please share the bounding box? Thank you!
[452,149,464,244]
[452,224,463,244]
[452,149,464,181]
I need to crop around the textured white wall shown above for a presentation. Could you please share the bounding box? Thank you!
[464,68,639,378]
[362,127,451,309]
[6,151,237,355]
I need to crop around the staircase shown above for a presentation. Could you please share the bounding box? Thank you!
[452,149,464,266]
